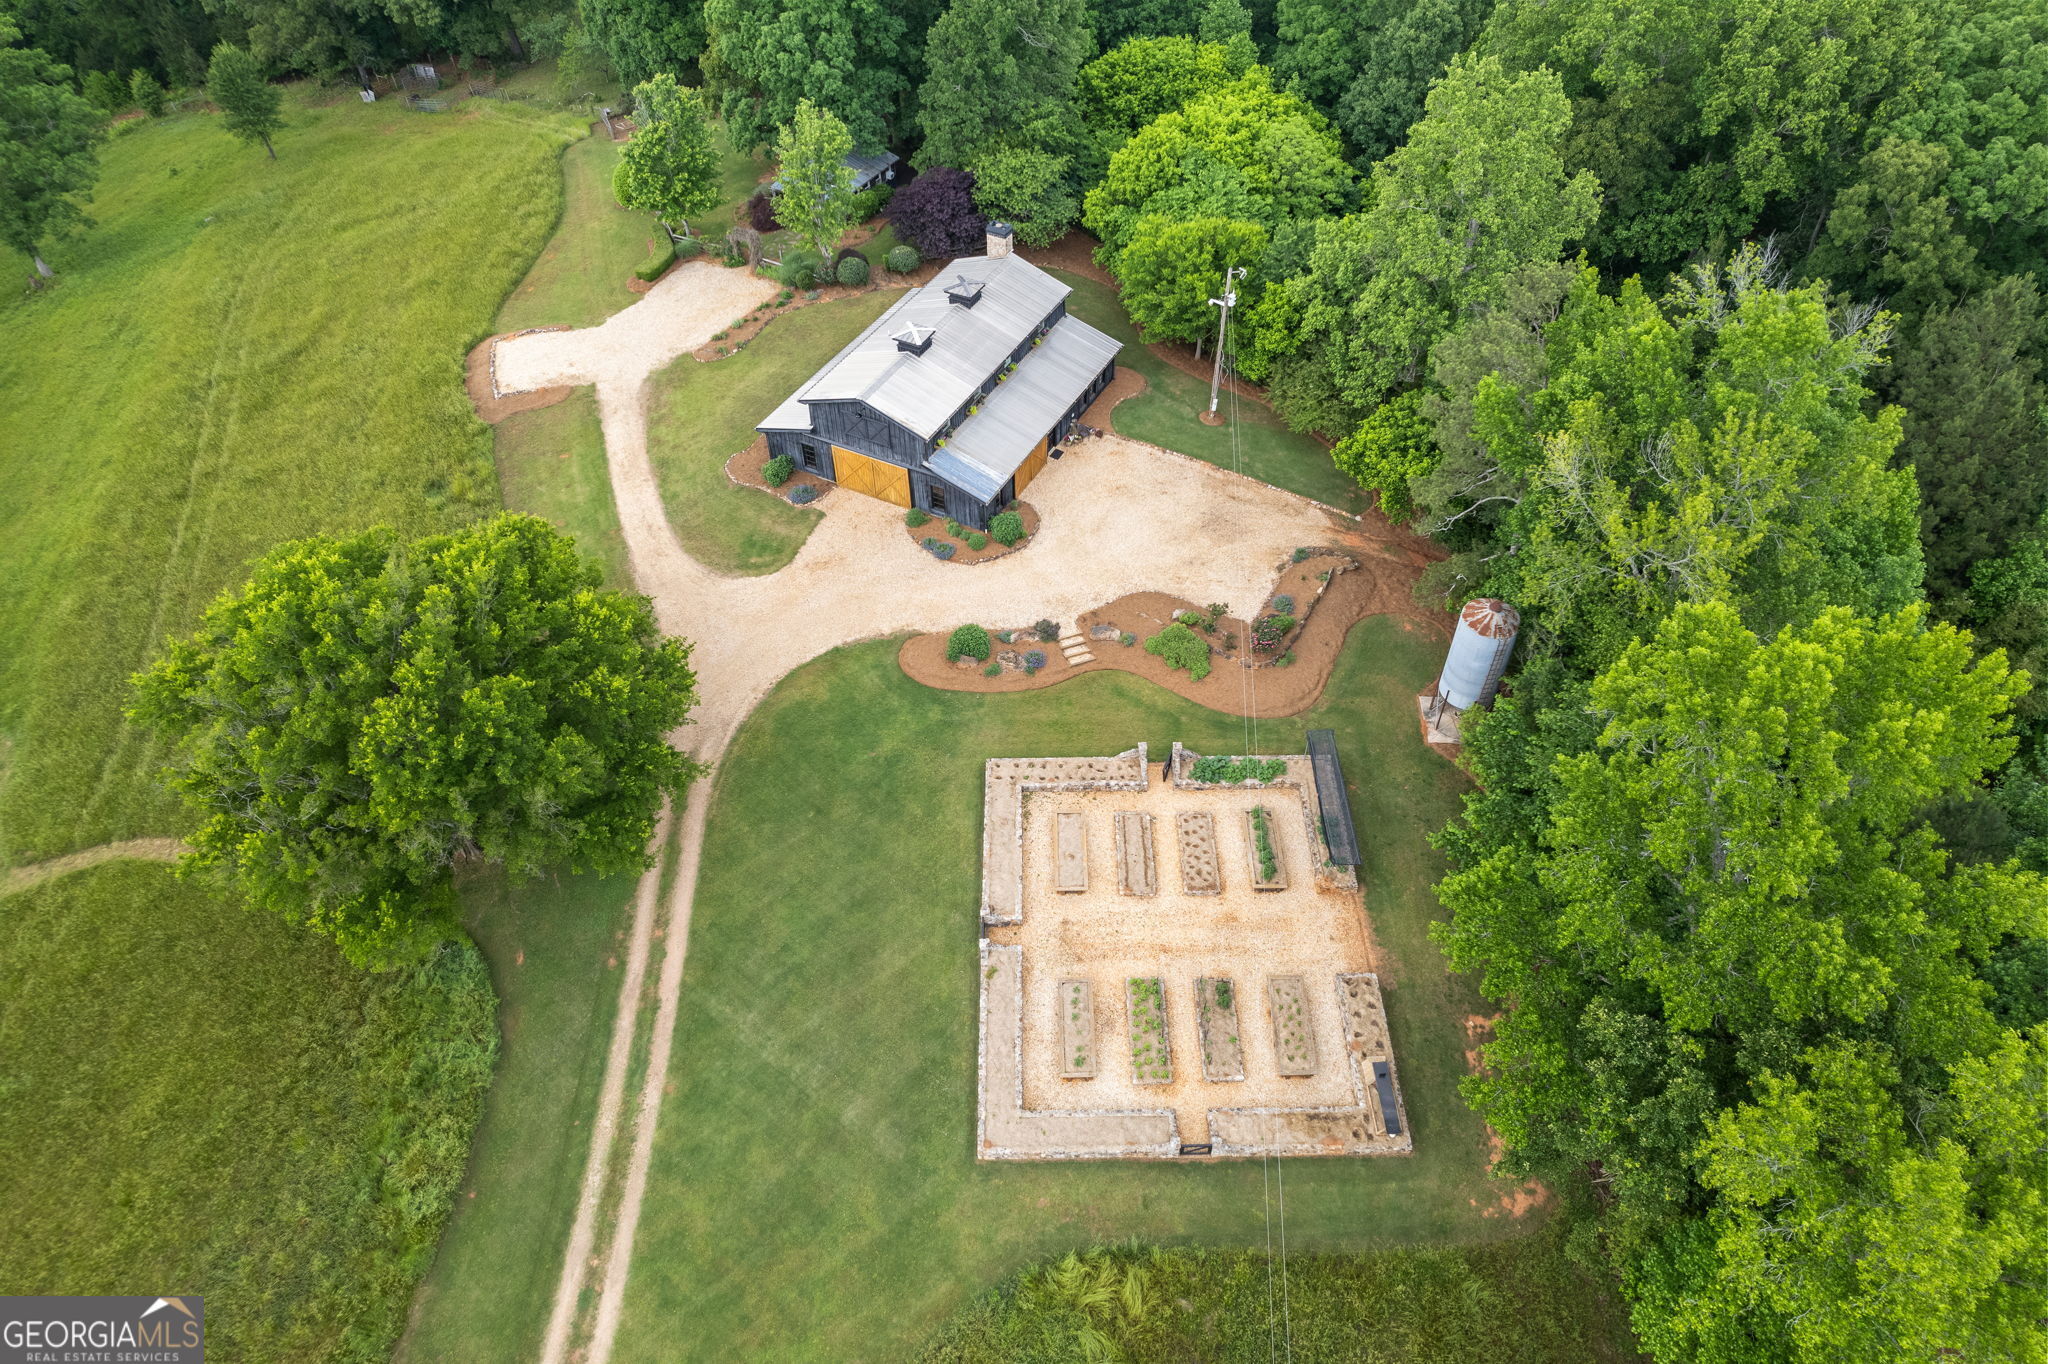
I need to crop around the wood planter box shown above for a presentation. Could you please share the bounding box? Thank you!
[1195,976,1245,1082]
[1113,811,1157,896]
[1059,978,1095,1077]
[1243,806,1286,890]
[1267,975,1318,1076]
[1127,977,1172,1084]
[1176,811,1222,895]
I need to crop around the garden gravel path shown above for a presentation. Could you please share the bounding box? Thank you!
[495,268,1349,1364]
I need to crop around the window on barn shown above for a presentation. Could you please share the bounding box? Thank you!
[928,484,948,513]
[800,442,819,470]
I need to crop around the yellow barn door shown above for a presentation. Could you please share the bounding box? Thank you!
[1012,435,1050,494]
[831,445,911,508]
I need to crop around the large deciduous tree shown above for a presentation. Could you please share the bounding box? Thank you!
[611,73,721,231]
[130,515,699,970]
[916,0,1093,172]
[0,19,104,285]
[1275,0,1487,161]
[1436,598,2047,1362]
[703,0,919,153]
[1115,214,1266,343]
[1252,53,1595,426]
[206,42,283,159]
[582,0,706,86]
[886,164,984,258]
[772,97,858,260]
[1076,35,1244,153]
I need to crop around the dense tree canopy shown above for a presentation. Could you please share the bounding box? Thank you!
[916,0,1093,172]
[130,515,699,970]
[610,73,721,228]
[704,0,923,152]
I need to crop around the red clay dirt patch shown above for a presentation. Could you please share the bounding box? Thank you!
[725,436,834,505]
[903,502,1040,564]
[465,327,572,423]
[899,552,1449,716]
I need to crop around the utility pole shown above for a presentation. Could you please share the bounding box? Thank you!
[1204,265,1245,425]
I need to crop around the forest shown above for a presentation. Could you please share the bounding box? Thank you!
[6,0,2046,1358]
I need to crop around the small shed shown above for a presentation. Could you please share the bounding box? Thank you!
[770,149,902,194]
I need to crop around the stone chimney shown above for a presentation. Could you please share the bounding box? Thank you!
[985,221,1015,259]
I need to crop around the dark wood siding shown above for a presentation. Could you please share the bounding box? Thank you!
[807,400,930,467]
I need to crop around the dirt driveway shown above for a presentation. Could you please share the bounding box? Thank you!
[490,267,1352,1364]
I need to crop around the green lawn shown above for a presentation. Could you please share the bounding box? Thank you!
[494,388,632,589]
[612,616,1583,1361]
[0,94,578,867]
[497,134,663,332]
[645,291,898,574]
[396,865,643,1364]
[1051,271,1365,513]
[0,863,495,1364]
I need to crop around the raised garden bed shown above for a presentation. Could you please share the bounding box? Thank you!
[1244,806,1286,890]
[1267,975,1318,1076]
[1054,811,1088,892]
[1113,811,1157,896]
[1127,977,1172,1084]
[1060,978,1095,1078]
[1195,977,1245,1082]
[1175,811,1221,895]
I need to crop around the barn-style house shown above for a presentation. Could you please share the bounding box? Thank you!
[757,224,1121,529]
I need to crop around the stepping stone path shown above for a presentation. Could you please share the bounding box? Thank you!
[1113,812,1157,896]
[1176,811,1222,895]
[1058,631,1095,666]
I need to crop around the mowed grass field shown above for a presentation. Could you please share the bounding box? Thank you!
[612,617,1611,1361]
[0,863,496,1362]
[0,93,578,865]
[1052,271,1365,514]
[645,291,897,574]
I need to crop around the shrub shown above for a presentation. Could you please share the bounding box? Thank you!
[773,248,822,289]
[1025,649,1048,670]
[1120,632,1136,646]
[946,518,965,538]
[848,184,894,220]
[775,288,793,303]
[1292,547,1312,562]
[888,166,985,258]
[947,623,993,662]
[983,660,1001,676]
[1034,619,1059,642]
[885,243,920,274]
[988,509,1025,546]
[1145,623,1211,681]
[835,253,869,286]
[923,538,956,560]
[746,188,782,232]
[967,531,988,551]
[763,454,795,487]
[1276,650,1296,666]
[1252,613,1296,650]
[674,236,703,259]
[787,484,818,504]
[1177,610,1206,630]
[905,507,930,528]
[1271,594,1295,615]
[130,69,167,116]
[634,243,676,282]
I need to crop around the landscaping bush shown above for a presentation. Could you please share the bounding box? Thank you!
[674,236,703,259]
[1025,649,1048,670]
[885,243,921,274]
[905,507,930,528]
[1034,619,1059,642]
[788,484,818,504]
[1272,594,1295,615]
[1145,622,1211,681]
[983,660,1001,676]
[1120,631,1136,646]
[634,243,676,282]
[947,624,992,662]
[922,537,956,560]
[888,166,985,258]
[988,509,1025,546]
[848,184,894,220]
[773,248,822,290]
[1292,546,1313,562]
[835,255,869,286]
[1252,613,1297,651]
[763,454,795,487]
[945,518,965,538]
[967,531,988,551]
[746,188,782,232]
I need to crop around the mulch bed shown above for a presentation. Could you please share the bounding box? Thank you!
[725,436,834,504]
[903,502,1040,564]
[897,552,1451,716]
[465,326,572,424]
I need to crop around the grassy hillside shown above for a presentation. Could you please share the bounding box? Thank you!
[0,93,577,866]
[0,863,496,1362]
[611,618,1601,1361]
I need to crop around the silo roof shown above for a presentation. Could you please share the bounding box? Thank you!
[1458,598,1520,638]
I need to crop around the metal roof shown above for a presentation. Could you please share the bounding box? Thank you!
[1306,729,1361,868]
[769,148,900,194]
[927,315,1120,502]
[764,253,1080,441]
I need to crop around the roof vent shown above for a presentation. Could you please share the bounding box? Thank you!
[892,323,936,356]
[944,275,986,308]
